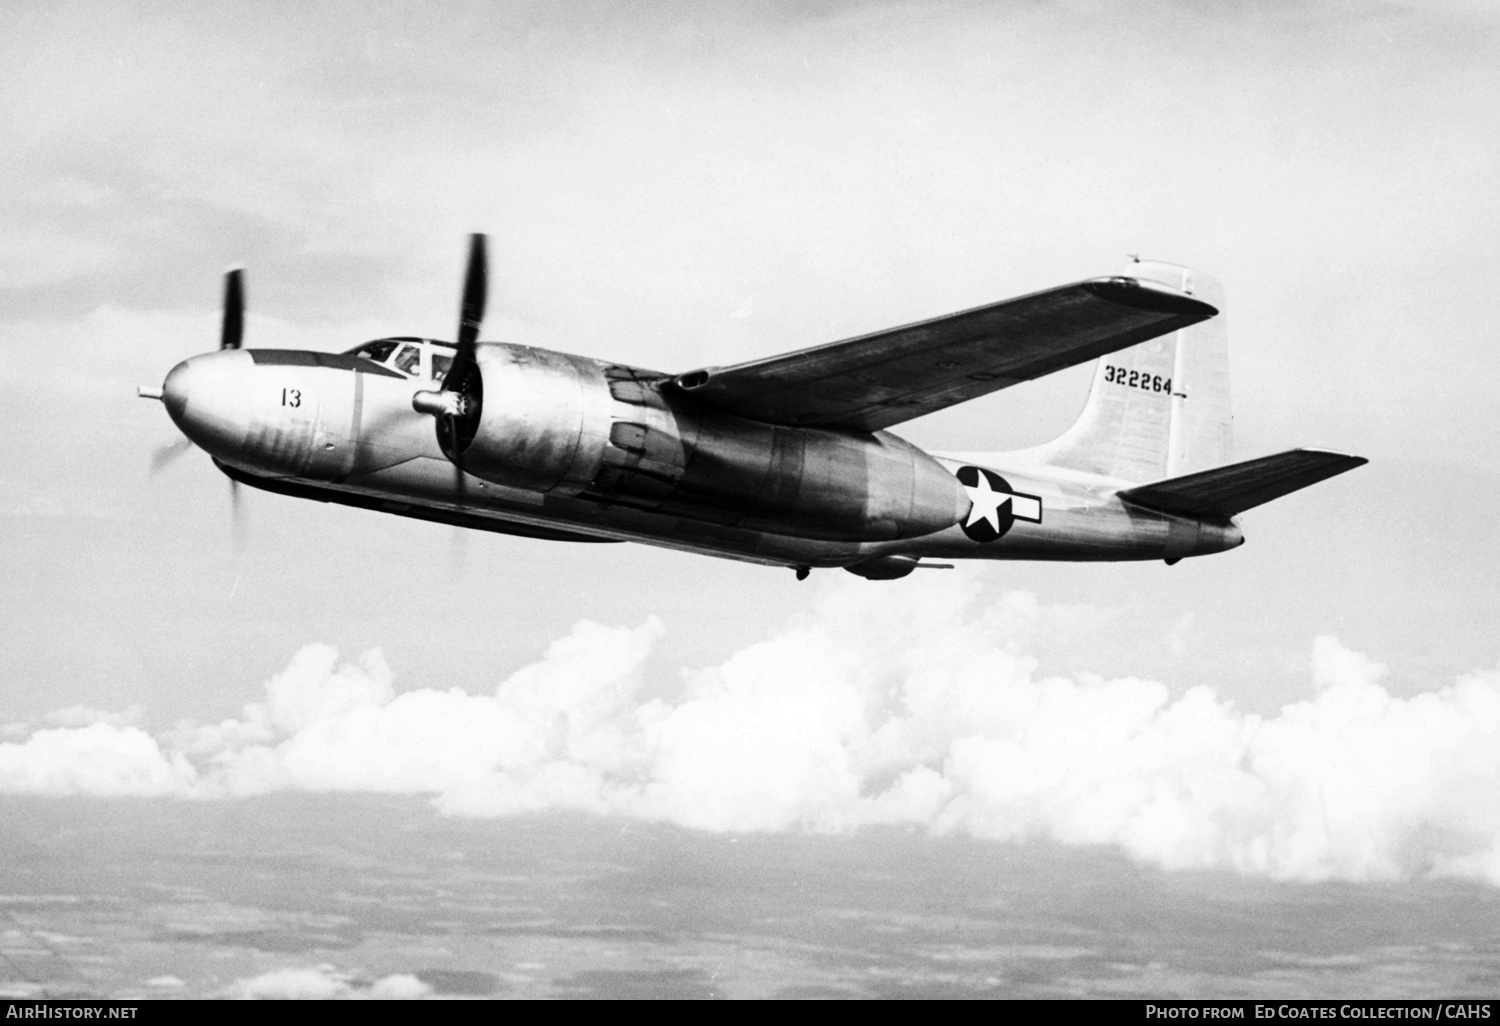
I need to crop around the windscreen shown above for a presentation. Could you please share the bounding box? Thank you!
[348,339,400,363]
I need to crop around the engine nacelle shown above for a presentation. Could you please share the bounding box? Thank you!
[453,343,611,494]
[445,343,968,541]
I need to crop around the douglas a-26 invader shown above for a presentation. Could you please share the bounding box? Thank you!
[141,236,1365,580]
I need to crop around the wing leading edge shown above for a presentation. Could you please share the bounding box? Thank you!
[670,276,1217,433]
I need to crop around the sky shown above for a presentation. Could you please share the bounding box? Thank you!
[2,0,1499,891]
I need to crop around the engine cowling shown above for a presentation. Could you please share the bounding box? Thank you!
[448,343,611,494]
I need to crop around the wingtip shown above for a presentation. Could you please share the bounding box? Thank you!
[1295,447,1370,468]
[1085,276,1218,318]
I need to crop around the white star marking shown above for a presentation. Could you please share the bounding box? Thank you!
[963,474,1042,531]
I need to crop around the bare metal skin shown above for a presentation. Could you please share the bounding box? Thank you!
[148,245,1364,580]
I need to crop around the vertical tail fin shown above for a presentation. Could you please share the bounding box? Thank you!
[1019,260,1232,483]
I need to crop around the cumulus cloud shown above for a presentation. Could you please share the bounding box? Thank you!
[4,575,1500,886]
[224,966,430,1000]
[0,722,195,797]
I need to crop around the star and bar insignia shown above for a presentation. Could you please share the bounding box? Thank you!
[956,466,1042,542]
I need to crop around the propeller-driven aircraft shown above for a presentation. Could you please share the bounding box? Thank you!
[140,236,1365,580]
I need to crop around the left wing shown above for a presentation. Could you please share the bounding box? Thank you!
[670,276,1216,432]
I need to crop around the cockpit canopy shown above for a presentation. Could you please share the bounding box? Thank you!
[344,337,457,380]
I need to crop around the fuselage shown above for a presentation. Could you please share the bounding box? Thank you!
[160,338,1243,575]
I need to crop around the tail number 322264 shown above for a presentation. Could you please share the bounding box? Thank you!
[1104,366,1171,394]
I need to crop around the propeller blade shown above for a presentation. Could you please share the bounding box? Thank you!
[150,437,195,476]
[440,234,487,500]
[221,269,245,351]
[452,439,467,501]
[448,525,468,582]
[455,233,487,360]
[229,477,247,552]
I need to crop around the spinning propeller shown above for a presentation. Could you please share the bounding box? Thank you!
[140,266,248,543]
[413,233,488,498]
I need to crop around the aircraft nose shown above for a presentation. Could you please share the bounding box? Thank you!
[162,350,252,458]
[161,360,192,424]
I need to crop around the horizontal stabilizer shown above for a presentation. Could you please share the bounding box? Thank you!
[1117,448,1368,518]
